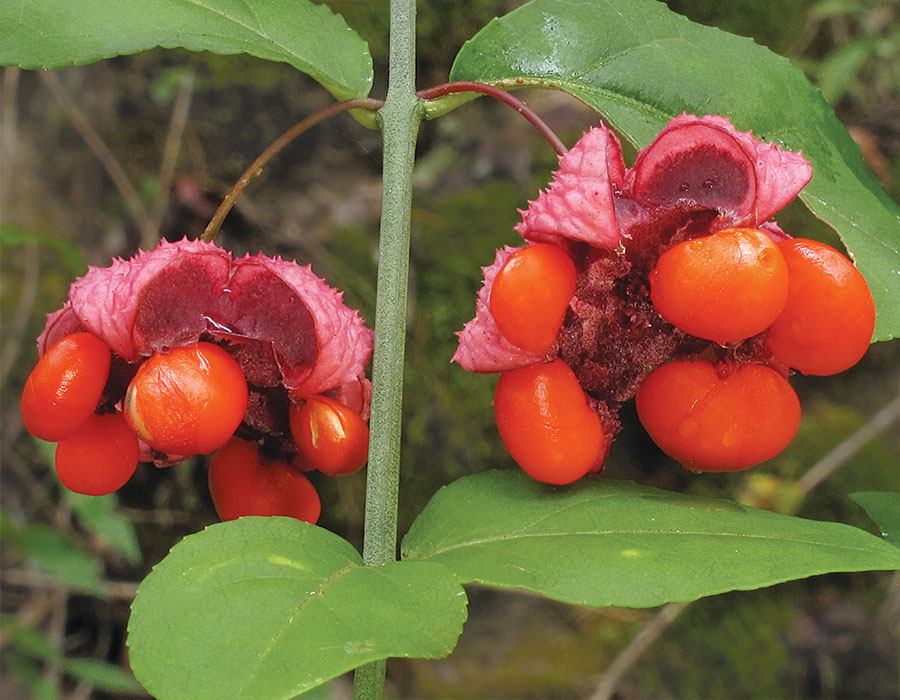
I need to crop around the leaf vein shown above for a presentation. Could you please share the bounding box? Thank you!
[176,0,288,57]
[418,529,892,559]
[237,560,358,698]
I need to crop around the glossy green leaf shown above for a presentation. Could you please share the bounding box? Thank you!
[0,0,373,101]
[402,471,900,609]
[450,0,900,341]
[128,517,467,700]
[851,491,900,549]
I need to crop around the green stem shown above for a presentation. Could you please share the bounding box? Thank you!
[353,0,422,698]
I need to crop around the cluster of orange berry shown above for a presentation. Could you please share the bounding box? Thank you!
[488,231,874,482]
[637,228,874,472]
[21,239,373,523]
[455,115,876,484]
[22,114,880,504]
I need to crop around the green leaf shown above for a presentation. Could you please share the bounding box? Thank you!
[295,682,341,700]
[450,0,900,341]
[1,650,60,700]
[850,491,900,549]
[0,614,62,662]
[402,471,900,609]
[0,0,373,101]
[17,525,105,594]
[0,507,15,539]
[0,226,86,276]
[64,659,144,694]
[815,37,877,104]
[66,492,141,565]
[1,616,143,694]
[26,439,141,565]
[128,517,467,700]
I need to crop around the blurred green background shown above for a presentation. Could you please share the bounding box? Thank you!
[1,1,898,698]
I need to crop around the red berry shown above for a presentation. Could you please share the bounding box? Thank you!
[649,227,789,344]
[494,359,609,485]
[490,244,577,353]
[289,396,369,476]
[21,332,112,441]
[55,413,140,495]
[766,238,875,375]
[208,438,321,523]
[125,342,248,456]
[635,360,800,472]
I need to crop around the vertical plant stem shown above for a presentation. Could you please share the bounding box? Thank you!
[353,0,422,698]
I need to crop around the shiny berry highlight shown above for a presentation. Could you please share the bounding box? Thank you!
[55,413,140,496]
[21,332,112,442]
[635,360,800,472]
[490,244,577,353]
[649,227,788,344]
[125,342,248,456]
[290,395,369,475]
[494,359,609,485]
[766,238,875,375]
[208,437,321,523]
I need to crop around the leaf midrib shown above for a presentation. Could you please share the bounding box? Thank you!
[414,527,895,560]
[4,0,365,93]
[237,559,358,699]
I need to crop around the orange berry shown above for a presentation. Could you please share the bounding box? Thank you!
[125,342,248,456]
[766,238,875,375]
[490,244,577,353]
[494,359,609,484]
[290,396,369,476]
[55,413,140,495]
[649,227,789,344]
[635,360,800,472]
[208,438,321,523]
[21,332,111,441]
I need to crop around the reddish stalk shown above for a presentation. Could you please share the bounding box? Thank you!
[417,81,568,157]
[203,85,564,241]
[202,97,384,242]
